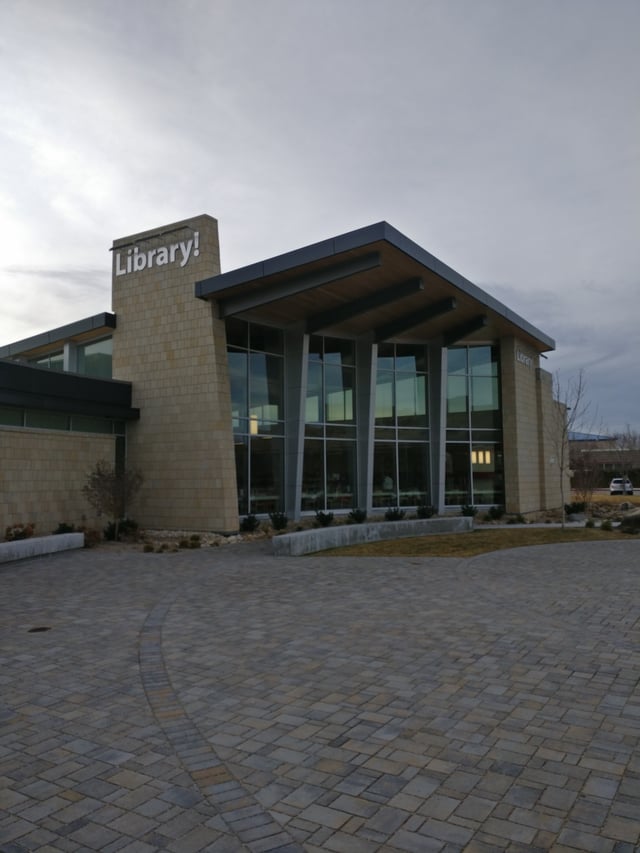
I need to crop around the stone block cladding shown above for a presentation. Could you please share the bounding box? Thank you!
[537,367,570,509]
[0,427,114,534]
[111,215,238,533]
[501,337,562,514]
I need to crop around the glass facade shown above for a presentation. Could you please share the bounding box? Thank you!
[227,318,285,515]
[226,321,505,516]
[25,338,113,377]
[373,343,430,507]
[302,336,356,511]
[445,345,504,506]
[0,406,124,435]
[77,338,113,378]
[29,350,64,371]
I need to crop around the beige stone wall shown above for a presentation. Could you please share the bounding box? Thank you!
[111,215,238,532]
[0,426,115,534]
[501,337,541,513]
[537,368,569,510]
[501,338,566,514]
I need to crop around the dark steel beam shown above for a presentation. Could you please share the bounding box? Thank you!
[442,315,489,347]
[215,252,381,317]
[306,277,424,334]
[374,297,457,343]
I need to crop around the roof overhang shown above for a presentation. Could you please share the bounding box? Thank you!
[0,360,139,421]
[0,313,116,360]
[196,222,555,352]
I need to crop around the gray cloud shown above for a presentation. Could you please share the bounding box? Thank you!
[1,0,638,430]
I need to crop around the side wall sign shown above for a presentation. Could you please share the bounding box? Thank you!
[115,231,200,277]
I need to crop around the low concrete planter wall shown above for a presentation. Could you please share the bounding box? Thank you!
[0,533,85,564]
[272,516,473,556]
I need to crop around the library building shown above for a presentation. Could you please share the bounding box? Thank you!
[0,214,565,533]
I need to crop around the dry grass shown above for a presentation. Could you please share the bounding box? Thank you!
[320,526,630,558]
[588,494,639,508]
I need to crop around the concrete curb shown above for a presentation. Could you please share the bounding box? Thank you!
[272,516,473,556]
[0,532,85,564]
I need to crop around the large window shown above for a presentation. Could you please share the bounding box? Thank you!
[373,343,430,507]
[0,406,124,435]
[445,345,503,505]
[29,351,63,372]
[227,319,284,515]
[77,338,112,378]
[302,336,356,511]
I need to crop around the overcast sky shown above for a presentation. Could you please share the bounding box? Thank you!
[1,0,638,432]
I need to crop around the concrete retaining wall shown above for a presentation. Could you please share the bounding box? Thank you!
[0,533,85,564]
[272,517,473,556]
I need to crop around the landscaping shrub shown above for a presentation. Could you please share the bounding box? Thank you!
[600,519,613,531]
[348,507,367,524]
[461,505,477,518]
[416,505,436,519]
[584,518,595,528]
[565,501,586,515]
[239,514,260,533]
[4,523,35,541]
[488,505,505,521]
[104,518,139,541]
[619,515,640,535]
[315,510,334,527]
[82,460,143,542]
[384,507,406,521]
[269,511,288,531]
[52,522,75,535]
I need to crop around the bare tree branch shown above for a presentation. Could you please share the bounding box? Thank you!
[548,370,593,527]
[82,460,143,540]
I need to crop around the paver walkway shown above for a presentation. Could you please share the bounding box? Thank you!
[1,538,639,852]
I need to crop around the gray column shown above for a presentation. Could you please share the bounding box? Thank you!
[283,330,308,520]
[356,340,376,512]
[63,342,77,373]
[429,344,446,512]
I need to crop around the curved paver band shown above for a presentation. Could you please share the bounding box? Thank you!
[139,599,303,853]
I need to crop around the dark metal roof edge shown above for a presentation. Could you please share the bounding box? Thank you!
[380,223,556,351]
[0,360,139,421]
[0,388,139,420]
[195,223,388,298]
[0,359,134,389]
[0,313,116,358]
[196,222,554,351]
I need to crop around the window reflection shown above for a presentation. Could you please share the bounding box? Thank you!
[227,320,284,514]
[445,346,503,505]
[373,343,430,507]
[303,336,357,511]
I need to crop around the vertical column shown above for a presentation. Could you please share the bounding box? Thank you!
[283,329,308,520]
[429,344,446,512]
[63,342,77,373]
[500,336,543,515]
[536,366,566,511]
[356,340,375,511]
[111,215,239,533]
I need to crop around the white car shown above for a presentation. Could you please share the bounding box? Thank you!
[609,477,634,495]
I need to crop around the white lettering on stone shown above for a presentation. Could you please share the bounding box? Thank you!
[516,349,533,369]
[114,231,200,277]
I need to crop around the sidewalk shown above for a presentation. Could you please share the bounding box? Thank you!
[1,538,639,851]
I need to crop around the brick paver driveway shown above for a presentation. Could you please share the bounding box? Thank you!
[1,538,639,852]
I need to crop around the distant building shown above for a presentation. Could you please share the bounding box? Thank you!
[1,215,567,532]
[569,432,640,486]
